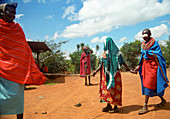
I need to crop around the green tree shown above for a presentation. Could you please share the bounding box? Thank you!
[160,37,170,65]
[120,40,141,68]
[77,44,80,52]
[96,45,99,54]
[39,40,68,73]
[69,50,82,73]
[80,43,84,49]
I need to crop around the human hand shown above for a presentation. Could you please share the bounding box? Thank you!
[130,70,137,74]
[92,71,97,77]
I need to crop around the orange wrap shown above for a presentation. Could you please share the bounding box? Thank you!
[0,19,46,85]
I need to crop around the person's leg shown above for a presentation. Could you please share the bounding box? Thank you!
[138,95,149,115]
[145,95,149,106]
[108,105,119,113]
[85,77,87,86]
[17,113,23,119]
[113,105,119,112]
[102,103,112,112]
[88,76,92,85]
[157,96,166,107]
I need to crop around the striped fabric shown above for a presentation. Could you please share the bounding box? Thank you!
[0,19,46,85]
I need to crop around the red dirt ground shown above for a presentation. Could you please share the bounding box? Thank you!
[1,69,170,119]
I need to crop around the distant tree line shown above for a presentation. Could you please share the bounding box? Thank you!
[35,36,170,73]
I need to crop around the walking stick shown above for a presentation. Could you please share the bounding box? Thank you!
[152,52,170,88]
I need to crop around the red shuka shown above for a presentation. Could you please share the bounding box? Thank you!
[80,52,91,75]
[142,55,158,90]
[0,19,46,85]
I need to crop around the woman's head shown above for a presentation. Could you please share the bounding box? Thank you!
[103,37,119,55]
[0,2,17,23]
[142,29,151,42]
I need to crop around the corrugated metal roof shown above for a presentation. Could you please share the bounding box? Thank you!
[27,41,51,53]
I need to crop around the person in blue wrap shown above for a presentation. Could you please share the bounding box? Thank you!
[131,29,169,115]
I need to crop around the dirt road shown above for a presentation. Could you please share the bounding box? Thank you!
[2,70,170,119]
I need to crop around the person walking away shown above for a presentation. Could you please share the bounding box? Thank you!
[92,37,131,113]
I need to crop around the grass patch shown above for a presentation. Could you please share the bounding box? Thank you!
[44,82,58,85]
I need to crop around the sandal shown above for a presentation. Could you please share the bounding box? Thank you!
[108,106,119,113]
[74,103,81,107]
[138,106,149,115]
[157,99,166,107]
[102,104,112,112]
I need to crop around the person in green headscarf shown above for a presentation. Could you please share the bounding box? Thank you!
[92,37,131,113]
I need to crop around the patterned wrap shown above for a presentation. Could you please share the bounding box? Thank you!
[98,37,125,105]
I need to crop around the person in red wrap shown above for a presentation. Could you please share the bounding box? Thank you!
[0,1,46,119]
[40,64,48,73]
[80,46,92,86]
[131,29,169,115]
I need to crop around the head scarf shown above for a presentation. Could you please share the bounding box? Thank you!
[102,37,121,89]
[0,0,17,12]
[83,46,88,51]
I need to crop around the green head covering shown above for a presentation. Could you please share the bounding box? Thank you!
[102,37,124,89]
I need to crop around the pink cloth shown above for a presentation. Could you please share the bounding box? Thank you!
[80,52,91,75]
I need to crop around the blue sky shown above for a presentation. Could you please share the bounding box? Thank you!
[12,0,170,59]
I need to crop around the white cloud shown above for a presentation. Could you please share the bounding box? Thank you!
[46,15,55,19]
[100,36,108,43]
[90,36,108,43]
[92,48,102,57]
[158,40,167,46]
[91,37,99,43]
[23,0,32,3]
[63,51,71,60]
[38,0,46,3]
[55,0,170,39]
[16,14,24,19]
[161,20,170,24]
[53,32,59,40]
[119,37,127,42]
[135,24,169,41]
[45,35,49,40]
[62,5,78,21]
[26,38,32,41]
[51,0,60,2]
[67,0,74,4]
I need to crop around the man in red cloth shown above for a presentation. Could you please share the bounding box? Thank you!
[0,1,46,119]
[80,46,92,86]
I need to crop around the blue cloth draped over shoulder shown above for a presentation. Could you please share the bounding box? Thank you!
[101,37,124,90]
[138,40,169,94]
